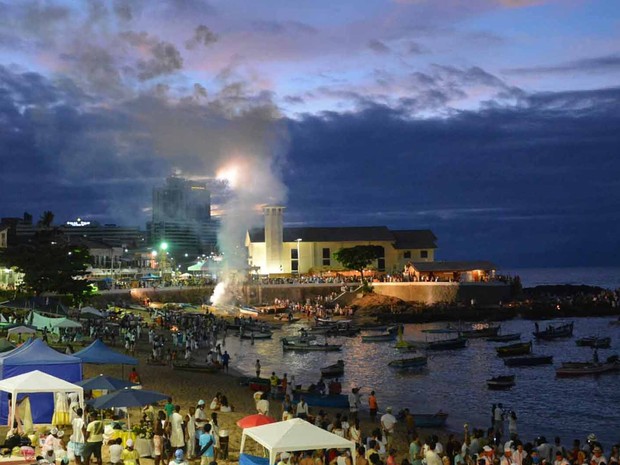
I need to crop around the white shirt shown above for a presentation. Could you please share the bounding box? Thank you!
[296,401,309,416]
[109,444,123,464]
[71,417,85,443]
[380,413,397,433]
[425,450,442,465]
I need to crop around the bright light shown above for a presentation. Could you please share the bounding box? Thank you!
[216,164,240,188]
[151,251,158,257]
[160,242,168,251]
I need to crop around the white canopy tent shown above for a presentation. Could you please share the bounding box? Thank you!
[240,418,356,465]
[0,370,84,428]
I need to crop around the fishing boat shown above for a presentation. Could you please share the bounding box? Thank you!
[361,332,397,343]
[282,339,342,352]
[412,412,449,428]
[486,333,521,343]
[425,336,468,351]
[575,337,611,349]
[294,392,349,408]
[504,355,553,367]
[496,341,532,357]
[239,306,261,316]
[556,360,620,377]
[326,326,360,337]
[486,375,516,390]
[459,325,501,338]
[388,354,428,369]
[533,322,574,340]
[172,362,219,373]
[320,360,345,377]
[239,331,273,340]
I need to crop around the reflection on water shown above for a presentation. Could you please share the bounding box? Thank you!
[222,317,620,446]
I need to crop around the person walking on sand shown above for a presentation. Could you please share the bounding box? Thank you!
[169,405,185,461]
[256,360,261,378]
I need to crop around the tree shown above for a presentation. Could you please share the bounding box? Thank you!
[0,229,93,304]
[38,211,55,228]
[334,245,384,289]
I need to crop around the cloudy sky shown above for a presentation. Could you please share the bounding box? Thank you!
[0,0,619,268]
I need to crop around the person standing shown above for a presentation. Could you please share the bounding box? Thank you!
[185,407,196,458]
[296,397,309,419]
[169,405,185,460]
[198,424,215,465]
[83,413,104,465]
[221,351,230,373]
[269,372,280,399]
[164,398,175,419]
[368,392,378,423]
[71,407,86,465]
[255,360,261,378]
[348,388,360,421]
[380,407,397,450]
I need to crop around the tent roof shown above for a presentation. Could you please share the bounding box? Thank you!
[74,339,138,365]
[0,370,83,394]
[0,338,81,366]
[31,312,82,330]
[243,418,355,455]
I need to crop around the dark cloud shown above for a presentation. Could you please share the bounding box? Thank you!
[368,39,391,54]
[125,35,184,81]
[283,87,620,267]
[509,54,620,75]
[185,24,218,50]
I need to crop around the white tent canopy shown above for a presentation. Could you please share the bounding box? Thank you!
[240,418,356,465]
[0,370,84,428]
[7,326,36,335]
[80,306,105,318]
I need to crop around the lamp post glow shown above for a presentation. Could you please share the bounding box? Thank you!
[159,242,169,276]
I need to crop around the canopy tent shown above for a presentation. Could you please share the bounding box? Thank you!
[7,325,36,336]
[0,338,82,424]
[188,262,209,272]
[30,312,82,333]
[140,273,160,280]
[79,307,106,318]
[74,339,138,365]
[77,375,137,391]
[0,370,84,428]
[0,338,14,353]
[240,418,356,465]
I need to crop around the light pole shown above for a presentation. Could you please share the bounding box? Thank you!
[160,242,168,277]
[295,238,302,275]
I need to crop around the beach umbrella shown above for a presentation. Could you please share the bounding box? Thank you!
[89,387,168,410]
[77,374,137,391]
[236,414,277,429]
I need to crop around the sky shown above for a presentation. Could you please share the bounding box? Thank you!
[0,0,619,268]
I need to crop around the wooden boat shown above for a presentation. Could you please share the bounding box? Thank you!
[575,337,611,349]
[294,392,349,408]
[239,306,261,316]
[486,375,516,390]
[173,362,219,373]
[239,331,273,340]
[459,325,501,338]
[425,337,468,351]
[487,333,521,342]
[556,361,619,377]
[388,355,428,369]
[412,412,449,428]
[533,322,574,340]
[320,360,345,377]
[361,333,397,343]
[282,339,342,352]
[496,341,532,357]
[504,355,553,367]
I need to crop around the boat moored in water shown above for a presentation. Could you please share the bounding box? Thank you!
[504,355,553,367]
[487,333,521,343]
[388,354,428,369]
[575,336,611,348]
[320,360,345,377]
[486,375,516,390]
[496,341,532,357]
[533,322,574,340]
[282,339,342,352]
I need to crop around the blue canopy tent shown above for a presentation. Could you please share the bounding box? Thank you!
[0,339,82,424]
[73,339,138,365]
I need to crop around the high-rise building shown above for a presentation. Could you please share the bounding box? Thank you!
[148,176,218,260]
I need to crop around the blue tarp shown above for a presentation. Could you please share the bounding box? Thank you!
[0,339,82,424]
[73,339,138,365]
[240,454,269,465]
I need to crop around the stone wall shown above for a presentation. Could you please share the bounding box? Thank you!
[372,282,511,305]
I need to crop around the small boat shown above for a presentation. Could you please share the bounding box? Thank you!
[282,339,342,352]
[486,375,516,390]
[172,362,219,373]
[556,355,619,377]
[487,333,521,342]
[326,327,360,337]
[504,355,553,367]
[282,334,317,344]
[460,325,501,338]
[320,360,345,377]
[239,306,261,316]
[294,392,349,408]
[496,341,532,357]
[388,355,428,369]
[361,333,397,343]
[412,412,449,428]
[533,322,574,340]
[576,337,611,349]
[425,337,468,351]
[239,331,273,340]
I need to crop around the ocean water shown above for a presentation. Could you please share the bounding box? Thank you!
[223,316,620,448]
[501,267,620,290]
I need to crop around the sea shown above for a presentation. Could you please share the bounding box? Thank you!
[501,266,620,291]
[225,318,620,448]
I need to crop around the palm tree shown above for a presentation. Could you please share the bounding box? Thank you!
[38,211,55,229]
